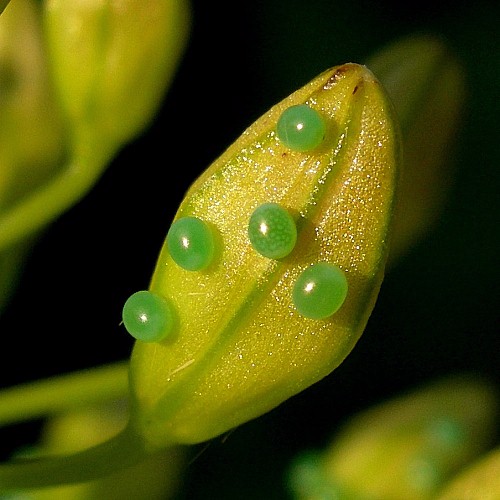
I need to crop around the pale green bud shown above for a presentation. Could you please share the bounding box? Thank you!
[367,35,466,263]
[0,0,190,253]
[127,63,401,447]
[43,0,190,154]
[288,376,497,500]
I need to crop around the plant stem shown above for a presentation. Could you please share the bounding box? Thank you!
[0,425,148,489]
[0,361,129,426]
[0,144,113,251]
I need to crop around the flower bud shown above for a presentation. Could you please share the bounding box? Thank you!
[127,63,401,446]
[43,0,190,154]
[366,35,466,263]
[288,376,497,500]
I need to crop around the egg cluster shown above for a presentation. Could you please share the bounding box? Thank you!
[122,105,348,343]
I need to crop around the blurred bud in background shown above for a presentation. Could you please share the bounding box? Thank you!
[43,0,191,156]
[0,0,191,306]
[367,35,466,264]
[288,375,497,500]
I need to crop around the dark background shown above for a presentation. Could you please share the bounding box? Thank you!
[1,0,499,498]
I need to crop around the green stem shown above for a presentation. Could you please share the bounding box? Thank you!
[0,425,148,489]
[0,145,112,251]
[0,361,129,426]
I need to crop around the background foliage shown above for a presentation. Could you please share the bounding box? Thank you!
[1,0,498,498]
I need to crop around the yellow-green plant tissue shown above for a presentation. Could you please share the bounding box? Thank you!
[127,63,401,447]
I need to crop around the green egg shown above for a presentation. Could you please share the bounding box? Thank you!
[292,263,348,320]
[166,216,215,271]
[276,104,326,152]
[248,203,297,259]
[122,290,174,343]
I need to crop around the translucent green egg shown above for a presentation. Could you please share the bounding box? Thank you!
[166,216,215,271]
[122,290,174,342]
[276,104,326,152]
[248,203,297,259]
[292,263,348,319]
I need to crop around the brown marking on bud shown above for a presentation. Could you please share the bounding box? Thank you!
[323,64,352,89]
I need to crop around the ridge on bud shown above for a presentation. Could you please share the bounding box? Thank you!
[128,63,401,446]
